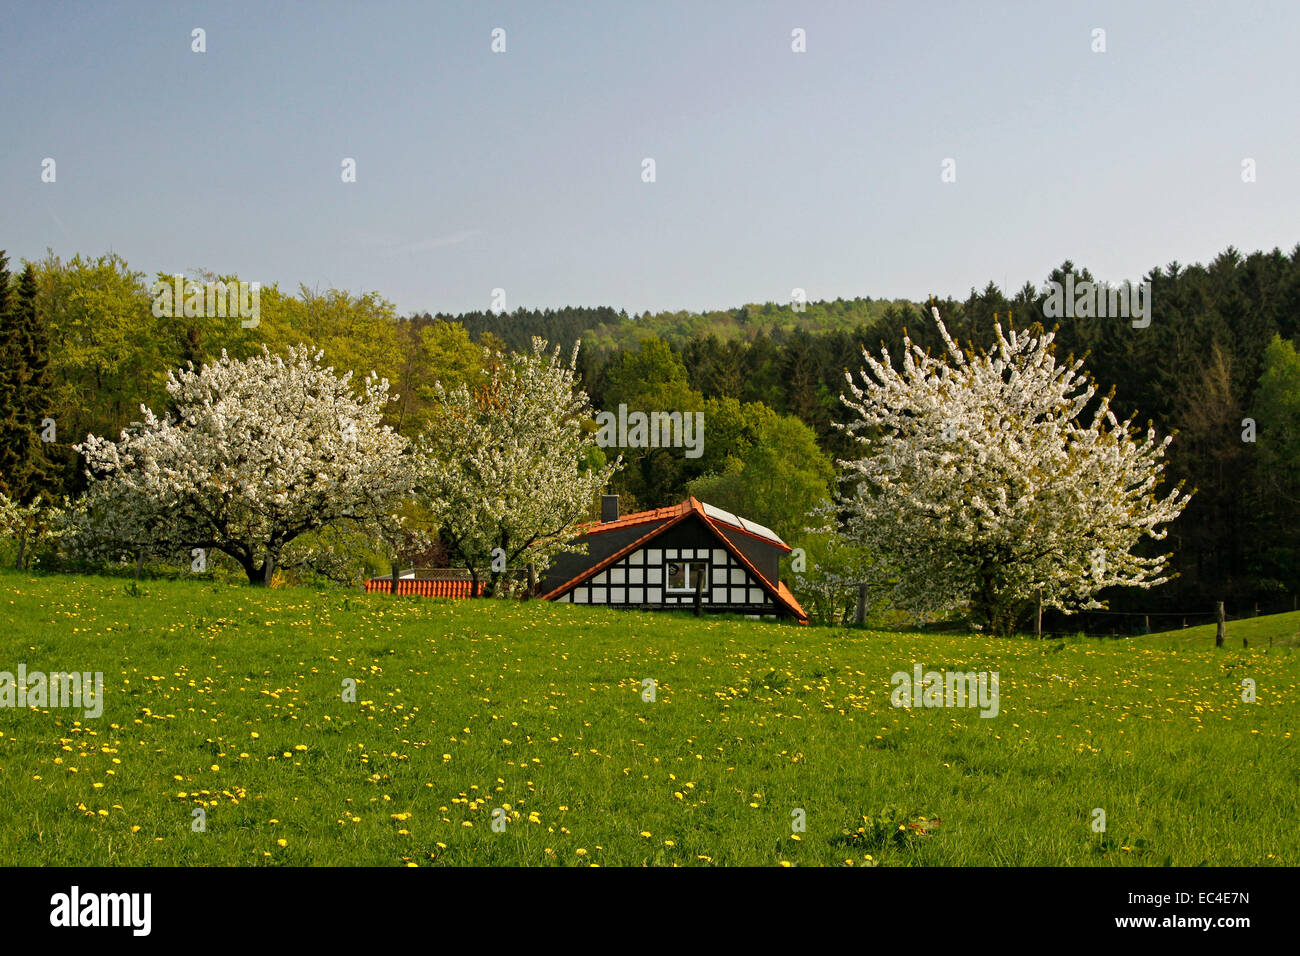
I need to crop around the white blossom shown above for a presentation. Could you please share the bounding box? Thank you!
[416,338,620,596]
[834,308,1192,634]
[74,345,417,584]
[0,492,68,570]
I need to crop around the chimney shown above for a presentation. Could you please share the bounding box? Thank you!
[601,495,620,523]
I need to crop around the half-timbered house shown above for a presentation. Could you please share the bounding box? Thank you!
[538,496,808,623]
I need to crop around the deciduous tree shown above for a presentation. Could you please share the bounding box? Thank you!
[417,338,619,597]
[834,309,1191,634]
[74,346,415,584]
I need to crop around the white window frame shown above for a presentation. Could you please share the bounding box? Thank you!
[665,559,709,594]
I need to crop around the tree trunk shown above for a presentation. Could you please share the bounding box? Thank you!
[855,584,866,625]
[972,559,1011,636]
[693,571,705,617]
[1035,589,1043,639]
[243,555,272,586]
[1215,601,1225,648]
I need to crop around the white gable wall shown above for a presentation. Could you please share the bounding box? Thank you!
[555,545,775,610]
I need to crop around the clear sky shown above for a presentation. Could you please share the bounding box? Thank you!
[4,0,1298,316]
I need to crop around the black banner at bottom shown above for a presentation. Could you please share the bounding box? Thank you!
[0,865,1275,942]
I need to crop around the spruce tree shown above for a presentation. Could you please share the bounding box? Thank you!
[0,250,21,497]
[15,265,53,495]
[0,258,52,499]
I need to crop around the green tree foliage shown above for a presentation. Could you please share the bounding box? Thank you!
[0,251,17,493]
[1250,335,1300,593]
[0,256,55,498]
[598,338,704,508]
[9,240,1300,610]
[687,404,833,543]
[788,528,875,626]
[598,337,699,411]
[391,319,484,437]
[34,252,163,488]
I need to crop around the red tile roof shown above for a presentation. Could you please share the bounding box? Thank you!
[574,501,691,535]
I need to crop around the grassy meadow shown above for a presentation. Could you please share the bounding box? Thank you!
[1,570,1296,867]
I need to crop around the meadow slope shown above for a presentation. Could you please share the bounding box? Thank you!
[1,572,1295,866]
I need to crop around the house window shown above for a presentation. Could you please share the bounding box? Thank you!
[666,560,708,593]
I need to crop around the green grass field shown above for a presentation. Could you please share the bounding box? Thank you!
[1,570,1295,866]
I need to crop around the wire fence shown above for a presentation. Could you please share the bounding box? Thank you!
[868,596,1300,639]
[1033,597,1299,639]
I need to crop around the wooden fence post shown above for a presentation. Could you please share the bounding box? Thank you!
[856,584,867,626]
[390,556,399,595]
[1035,589,1042,639]
[1215,602,1225,648]
[693,572,705,617]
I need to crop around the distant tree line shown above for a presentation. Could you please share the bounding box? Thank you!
[420,245,1300,616]
[3,243,1298,621]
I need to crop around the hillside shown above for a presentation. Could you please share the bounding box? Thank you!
[2,572,1294,866]
[421,296,920,354]
[1146,611,1300,650]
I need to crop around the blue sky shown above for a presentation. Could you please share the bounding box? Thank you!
[4,1,1298,316]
